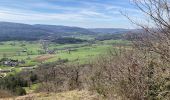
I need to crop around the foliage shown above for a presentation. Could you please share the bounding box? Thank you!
[0,74,28,96]
[52,37,87,44]
[15,87,26,96]
[95,33,125,41]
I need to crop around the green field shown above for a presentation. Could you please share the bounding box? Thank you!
[0,40,130,70]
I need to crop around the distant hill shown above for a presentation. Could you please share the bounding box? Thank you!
[34,24,94,36]
[0,22,134,41]
[0,22,95,41]
[89,28,131,34]
[0,22,48,41]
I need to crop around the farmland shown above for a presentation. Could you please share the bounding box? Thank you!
[0,40,130,71]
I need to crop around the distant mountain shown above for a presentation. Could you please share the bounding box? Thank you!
[89,28,131,34]
[0,22,134,41]
[0,22,94,41]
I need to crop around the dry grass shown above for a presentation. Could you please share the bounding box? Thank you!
[0,90,13,98]
[1,90,104,100]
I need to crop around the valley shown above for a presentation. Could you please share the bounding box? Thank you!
[0,22,133,98]
[0,39,130,77]
[0,0,170,99]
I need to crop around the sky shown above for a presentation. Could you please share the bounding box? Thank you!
[0,0,141,28]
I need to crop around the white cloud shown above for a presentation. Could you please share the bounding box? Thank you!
[0,0,139,28]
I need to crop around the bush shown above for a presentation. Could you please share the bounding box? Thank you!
[30,73,38,83]
[88,49,170,100]
[0,74,28,96]
[35,64,92,93]
[15,87,26,96]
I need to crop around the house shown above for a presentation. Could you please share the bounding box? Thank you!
[3,60,19,66]
[48,49,55,54]
[0,59,25,67]
[0,69,12,73]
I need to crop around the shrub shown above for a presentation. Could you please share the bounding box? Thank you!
[0,74,28,96]
[30,73,38,83]
[15,87,26,96]
[88,49,170,100]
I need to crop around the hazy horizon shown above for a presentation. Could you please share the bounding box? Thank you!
[0,21,137,29]
[0,0,141,28]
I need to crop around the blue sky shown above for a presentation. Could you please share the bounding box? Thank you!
[0,0,141,28]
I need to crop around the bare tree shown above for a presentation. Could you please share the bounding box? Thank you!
[89,0,170,99]
[127,1,170,98]
[126,0,170,63]
[40,40,49,54]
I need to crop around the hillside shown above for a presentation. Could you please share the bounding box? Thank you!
[0,22,48,41]
[89,28,130,34]
[34,24,94,36]
[0,22,132,41]
[0,22,94,41]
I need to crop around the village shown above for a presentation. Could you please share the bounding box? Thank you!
[0,58,36,78]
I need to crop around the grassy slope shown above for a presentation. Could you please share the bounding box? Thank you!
[1,90,104,100]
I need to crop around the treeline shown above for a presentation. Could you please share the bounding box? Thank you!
[52,37,87,44]
[0,72,38,97]
[0,36,38,41]
[95,33,125,41]
[0,36,87,44]
[0,74,27,96]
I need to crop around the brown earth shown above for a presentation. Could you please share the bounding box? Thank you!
[34,54,55,62]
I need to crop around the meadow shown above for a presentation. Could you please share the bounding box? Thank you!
[0,40,130,72]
